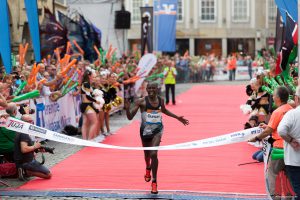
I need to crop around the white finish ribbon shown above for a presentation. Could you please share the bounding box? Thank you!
[5,117,262,150]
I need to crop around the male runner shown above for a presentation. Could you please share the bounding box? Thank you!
[124,82,189,194]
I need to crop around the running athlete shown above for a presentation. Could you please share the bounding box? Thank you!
[124,82,189,194]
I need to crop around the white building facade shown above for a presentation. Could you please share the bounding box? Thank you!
[126,0,277,57]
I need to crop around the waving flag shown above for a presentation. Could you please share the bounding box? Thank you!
[40,8,67,58]
[78,14,99,62]
[58,11,85,56]
[91,24,102,48]
[275,8,285,53]
[276,13,298,75]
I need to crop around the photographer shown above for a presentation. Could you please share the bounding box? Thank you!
[14,115,52,180]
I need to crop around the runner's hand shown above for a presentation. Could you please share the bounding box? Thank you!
[177,116,189,126]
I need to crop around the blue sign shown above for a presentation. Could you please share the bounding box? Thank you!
[154,0,177,52]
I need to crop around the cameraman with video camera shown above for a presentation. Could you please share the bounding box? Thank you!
[14,115,52,180]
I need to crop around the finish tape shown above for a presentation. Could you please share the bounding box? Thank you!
[5,117,262,150]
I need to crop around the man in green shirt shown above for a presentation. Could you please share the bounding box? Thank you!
[0,103,18,162]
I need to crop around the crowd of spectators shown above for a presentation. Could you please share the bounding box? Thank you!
[0,52,187,165]
[1,48,299,196]
[240,49,300,199]
[173,51,269,83]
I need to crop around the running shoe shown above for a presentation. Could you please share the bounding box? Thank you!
[151,182,158,194]
[144,168,151,182]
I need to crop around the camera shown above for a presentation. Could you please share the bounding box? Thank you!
[35,146,55,154]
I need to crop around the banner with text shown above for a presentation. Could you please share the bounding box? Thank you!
[5,116,262,151]
[32,94,81,132]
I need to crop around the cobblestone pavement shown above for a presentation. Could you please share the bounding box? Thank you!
[0,81,248,200]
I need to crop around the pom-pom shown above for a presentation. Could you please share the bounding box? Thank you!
[93,89,105,109]
[240,104,252,115]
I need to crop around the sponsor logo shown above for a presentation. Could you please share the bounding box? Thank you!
[29,125,47,134]
[53,133,73,142]
[162,4,175,14]
[45,102,60,115]
[230,132,245,138]
[251,128,262,135]
[147,113,161,119]
[7,120,24,130]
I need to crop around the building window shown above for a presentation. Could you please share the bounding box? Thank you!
[177,0,183,21]
[268,0,276,23]
[199,0,216,22]
[132,0,143,22]
[232,0,249,22]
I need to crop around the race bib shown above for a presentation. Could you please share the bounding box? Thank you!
[145,109,162,124]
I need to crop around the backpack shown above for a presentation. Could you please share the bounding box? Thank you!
[0,162,17,177]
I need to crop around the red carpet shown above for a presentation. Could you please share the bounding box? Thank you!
[19,85,265,194]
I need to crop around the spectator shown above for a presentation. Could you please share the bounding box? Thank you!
[278,86,300,200]
[36,63,46,81]
[236,54,245,66]
[14,114,52,180]
[80,70,99,140]
[244,115,258,129]
[0,103,18,162]
[248,86,293,198]
[0,83,8,108]
[163,60,177,105]
[48,65,57,81]
[179,57,190,83]
[245,56,253,80]
[227,55,237,81]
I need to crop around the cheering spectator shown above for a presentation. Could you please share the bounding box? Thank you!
[163,60,177,105]
[278,86,300,200]
[227,54,237,81]
[245,56,253,80]
[248,86,293,198]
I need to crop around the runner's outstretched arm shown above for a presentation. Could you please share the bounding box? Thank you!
[161,97,189,125]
